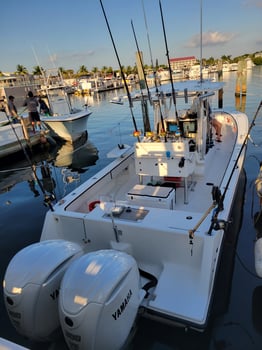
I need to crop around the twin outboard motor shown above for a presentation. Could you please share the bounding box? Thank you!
[3,240,83,341]
[59,249,142,350]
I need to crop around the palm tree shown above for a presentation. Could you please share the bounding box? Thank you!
[221,55,232,63]
[32,65,43,76]
[101,66,108,77]
[58,67,67,78]
[77,65,89,77]
[91,67,99,78]
[15,64,28,75]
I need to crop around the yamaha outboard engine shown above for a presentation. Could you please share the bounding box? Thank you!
[59,249,142,350]
[3,240,83,341]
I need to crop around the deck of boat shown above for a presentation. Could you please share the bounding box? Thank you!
[70,119,236,216]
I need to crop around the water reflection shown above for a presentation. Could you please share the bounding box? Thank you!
[0,135,99,198]
[53,137,99,172]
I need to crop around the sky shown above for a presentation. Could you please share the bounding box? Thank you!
[1,0,262,74]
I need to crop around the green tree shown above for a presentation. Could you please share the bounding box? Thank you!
[101,66,108,77]
[15,64,28,75]
[32,65,43,76]
[221,55,232,63]
[253,57,262,65]
[78,65,89,76]
[92,67,99,77]
[58,67,67,77]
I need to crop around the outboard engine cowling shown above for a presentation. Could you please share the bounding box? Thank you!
[3,239,83,341]
[59,249,141,350]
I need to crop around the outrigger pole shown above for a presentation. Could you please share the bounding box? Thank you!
[159,0,179,121]
[99,0,140,141]
[207,100,262,235]
[141,0,159,95]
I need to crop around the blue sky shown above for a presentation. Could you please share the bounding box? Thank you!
[1,0,261,74]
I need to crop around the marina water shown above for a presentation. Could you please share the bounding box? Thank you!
[0,66,262,349]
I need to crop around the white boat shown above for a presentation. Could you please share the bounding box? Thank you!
[3,78,254,350]
[0,112,51,159]
[39,69,92,143]
[230,63,238,71]
[188,64,201,79]
[189,65,209,79]
[222,63,231,72]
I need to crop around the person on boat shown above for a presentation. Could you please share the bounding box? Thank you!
[0,96,7,112]
[38,97,50,116]
[7,95,20,123]
[211,117,222,142]
[206,101,222,142]
[23,91,41,132]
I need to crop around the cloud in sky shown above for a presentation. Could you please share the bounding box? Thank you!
[186,31,236,48]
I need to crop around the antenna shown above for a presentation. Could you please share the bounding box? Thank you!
[200,0,203,82]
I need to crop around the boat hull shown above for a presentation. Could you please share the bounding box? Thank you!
[0,120,50,158]
[41,110,91,142]
[40,108,248,330]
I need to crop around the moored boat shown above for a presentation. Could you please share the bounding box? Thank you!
[3,77,259,349]
[38,69,92,143]
[0,112,52,159]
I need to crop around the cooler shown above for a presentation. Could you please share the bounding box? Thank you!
[127,184,175,209]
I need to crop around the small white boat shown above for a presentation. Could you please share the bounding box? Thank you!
[0,112,51,159]
[188,64,200,79]
[39,69,92,143]
[222,63,231,72]
[4,79,256,350]
[230,63,239,71]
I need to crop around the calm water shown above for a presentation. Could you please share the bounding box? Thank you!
[0,66,262,349]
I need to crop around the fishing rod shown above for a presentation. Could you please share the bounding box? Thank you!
[130,20,151,100]
[141,0,159,94]
[99,0,140,141]
[159,0,179,121]
[207,100,262,235]
[135,4,167,140]
[130,19,152,134]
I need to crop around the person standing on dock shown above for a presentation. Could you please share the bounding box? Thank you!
[7,95,20,123]
[23,91,41,132]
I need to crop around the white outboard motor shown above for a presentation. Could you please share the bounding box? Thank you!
[3,239,83,342]
[59,249,142,350]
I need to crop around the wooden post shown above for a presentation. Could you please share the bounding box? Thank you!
[235,60,247,97]
[242,61,247,95]
[218,88,223,108]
